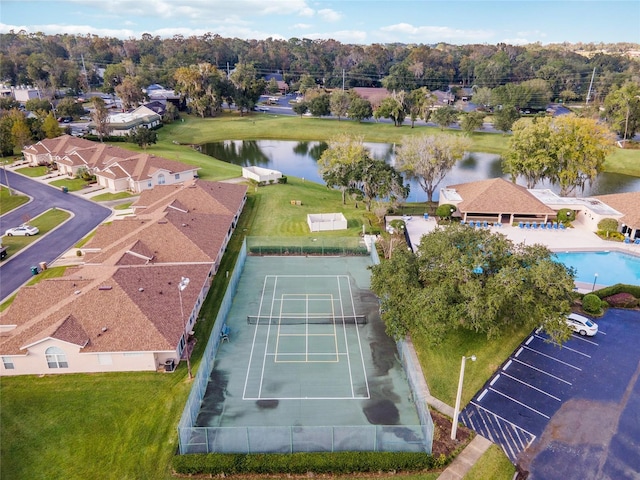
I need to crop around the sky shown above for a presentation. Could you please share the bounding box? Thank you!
[1,0,639,46]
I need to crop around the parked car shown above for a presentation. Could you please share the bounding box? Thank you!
[5,225,40,237]
[566,313,598,336]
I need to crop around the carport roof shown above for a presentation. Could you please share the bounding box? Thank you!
[446,178,556,215]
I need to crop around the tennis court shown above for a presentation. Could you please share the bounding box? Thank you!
[192,254,427,453]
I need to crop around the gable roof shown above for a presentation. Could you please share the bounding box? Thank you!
[23,135,95,157]
[594,191,640,229]
[99,153,198,183]
[447,178,556,215]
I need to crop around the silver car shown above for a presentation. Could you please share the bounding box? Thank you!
[566,313,598,336]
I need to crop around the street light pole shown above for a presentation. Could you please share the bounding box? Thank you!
[592,273,599,292]
[178,276,192,379]
[451,354,476,440]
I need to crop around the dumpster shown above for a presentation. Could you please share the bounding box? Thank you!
[62,186,68,193]
[30,266,39,275]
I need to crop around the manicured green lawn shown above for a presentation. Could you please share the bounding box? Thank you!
[49,177,92,192]
[1,208,71,260]
[412,324,533,406]
[114,201,133,210]
[463,444,515,480]
[0,185,29,214]
[91,191,134,202]
[15,165,48,177]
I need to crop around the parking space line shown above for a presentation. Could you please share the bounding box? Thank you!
[525,335,534,345]
[522,345,582,370]
[598,330,607,336]
[511,358,572,385]
[470,401,536,438]
[570,335,599,346]
[501,371,561,401]
[489,387,551,418]
[534,334,591,357]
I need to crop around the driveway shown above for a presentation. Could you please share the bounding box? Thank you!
[460,308,640,479]
[0,170,111,301]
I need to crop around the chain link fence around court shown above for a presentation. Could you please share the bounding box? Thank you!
[247,236,369,256]
[177,236,434,455]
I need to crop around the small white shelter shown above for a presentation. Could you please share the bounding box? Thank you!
[242,166,282,184]
[307,213,348,232]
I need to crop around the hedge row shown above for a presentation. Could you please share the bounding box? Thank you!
[248,246,368,256]
[592,283,640,300]
[172,451,448,476]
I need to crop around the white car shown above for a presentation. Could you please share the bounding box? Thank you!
[5,225,39,237]
[566,313,598,336]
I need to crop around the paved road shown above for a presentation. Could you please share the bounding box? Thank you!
[0,170,111,301]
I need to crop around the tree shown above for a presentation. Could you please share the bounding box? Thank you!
[317,134,366,204]
[395,134,471,203]
[267,78,279,95]
[471,86,493,109]
[354,157,408,211]
[55,97,85,119]
[42,111,63,138]
[329,90,349,120]
[292,102,308,117]
[370,224,575,345]
[162,102,179,123]
[505,115,614,195]
[381,63,416,92]
[115,76,145,110]
[11,114,32,150]
[406,87,435,128]
[128,127,157,150]
[431,105,458,130]
[492,104,519,133]
[298,74,317,94]
[347,96,373,123]
[230,62,266,115]
[460,111,486,135]
[25,98,52,113]
[375,92,406,127]
[90,97,112,142]
[603,81,640,142]
[307,93,330,117]
[550,116,614,196]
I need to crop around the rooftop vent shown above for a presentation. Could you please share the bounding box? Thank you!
[98,286,112,291]
[138,287,144,292]
[101,326,108,332]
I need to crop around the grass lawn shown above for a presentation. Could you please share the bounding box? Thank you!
[114,201,133,210]
[1,208,71,260]
[463,444,515,480]
[90,191,134,202]
[0,185,29,215]
[49,177,92,192]
[15,165,48,177]
[412,324,533,406]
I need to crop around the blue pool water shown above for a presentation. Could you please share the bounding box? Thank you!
[554,251,640,287]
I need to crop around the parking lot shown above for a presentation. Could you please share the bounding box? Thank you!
[461,308,640,479]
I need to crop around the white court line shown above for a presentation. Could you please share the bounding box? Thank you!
[337,276,355,397]
[522,345,582,371]
[346,275,370,399]
[500,371,562,401]
[511,357,572,385]
[243,275,273,399]
[488,387,550,419]
[243,395,367,401]
[470,401,536,438]
[534,334,591,358]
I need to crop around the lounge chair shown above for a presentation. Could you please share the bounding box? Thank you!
[553,222,558,229]
[559,223,566,230]
[483,221,488,228]
[525,222,531,229]
[460,220,465,226]
[541,222,546,230]
[533,222,539,229]
[519,222,524,229]
[635,238,640,245]
[624,237,631,244]
[468,221,474,227]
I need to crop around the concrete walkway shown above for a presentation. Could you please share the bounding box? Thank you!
[437,435,493,480]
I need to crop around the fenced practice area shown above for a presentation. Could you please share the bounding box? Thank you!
[177,238,434,455]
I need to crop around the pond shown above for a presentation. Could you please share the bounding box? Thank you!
[200,140,640,202]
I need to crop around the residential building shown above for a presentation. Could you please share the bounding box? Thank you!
[88,105,162,137]
[0,179,247,376]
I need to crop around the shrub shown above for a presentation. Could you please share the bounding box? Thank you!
[597,218,619,235]
[603,292,639,308]
[436,204,456,219]
[582,293,603,314]
[594,284,640,299]
[557,208,575,223]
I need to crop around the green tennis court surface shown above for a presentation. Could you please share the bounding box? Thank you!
[196,256,422,440]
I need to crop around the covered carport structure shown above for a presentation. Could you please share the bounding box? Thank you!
[439,178,556,226]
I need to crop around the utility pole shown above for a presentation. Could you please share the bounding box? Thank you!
[586,67,596,104]
[342,69,345,91]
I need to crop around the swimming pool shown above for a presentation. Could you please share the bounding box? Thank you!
[554,251,640,287]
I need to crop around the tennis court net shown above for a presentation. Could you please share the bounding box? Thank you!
[247,315,367,326]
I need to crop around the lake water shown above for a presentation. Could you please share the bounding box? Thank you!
[200,140,640,202]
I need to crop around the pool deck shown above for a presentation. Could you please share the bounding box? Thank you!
[391,215,640,293]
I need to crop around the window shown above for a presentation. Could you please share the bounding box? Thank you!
[2,357,15,369]
[158,173,166,185]
[45,346,68,369]
[174,173,180,180]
